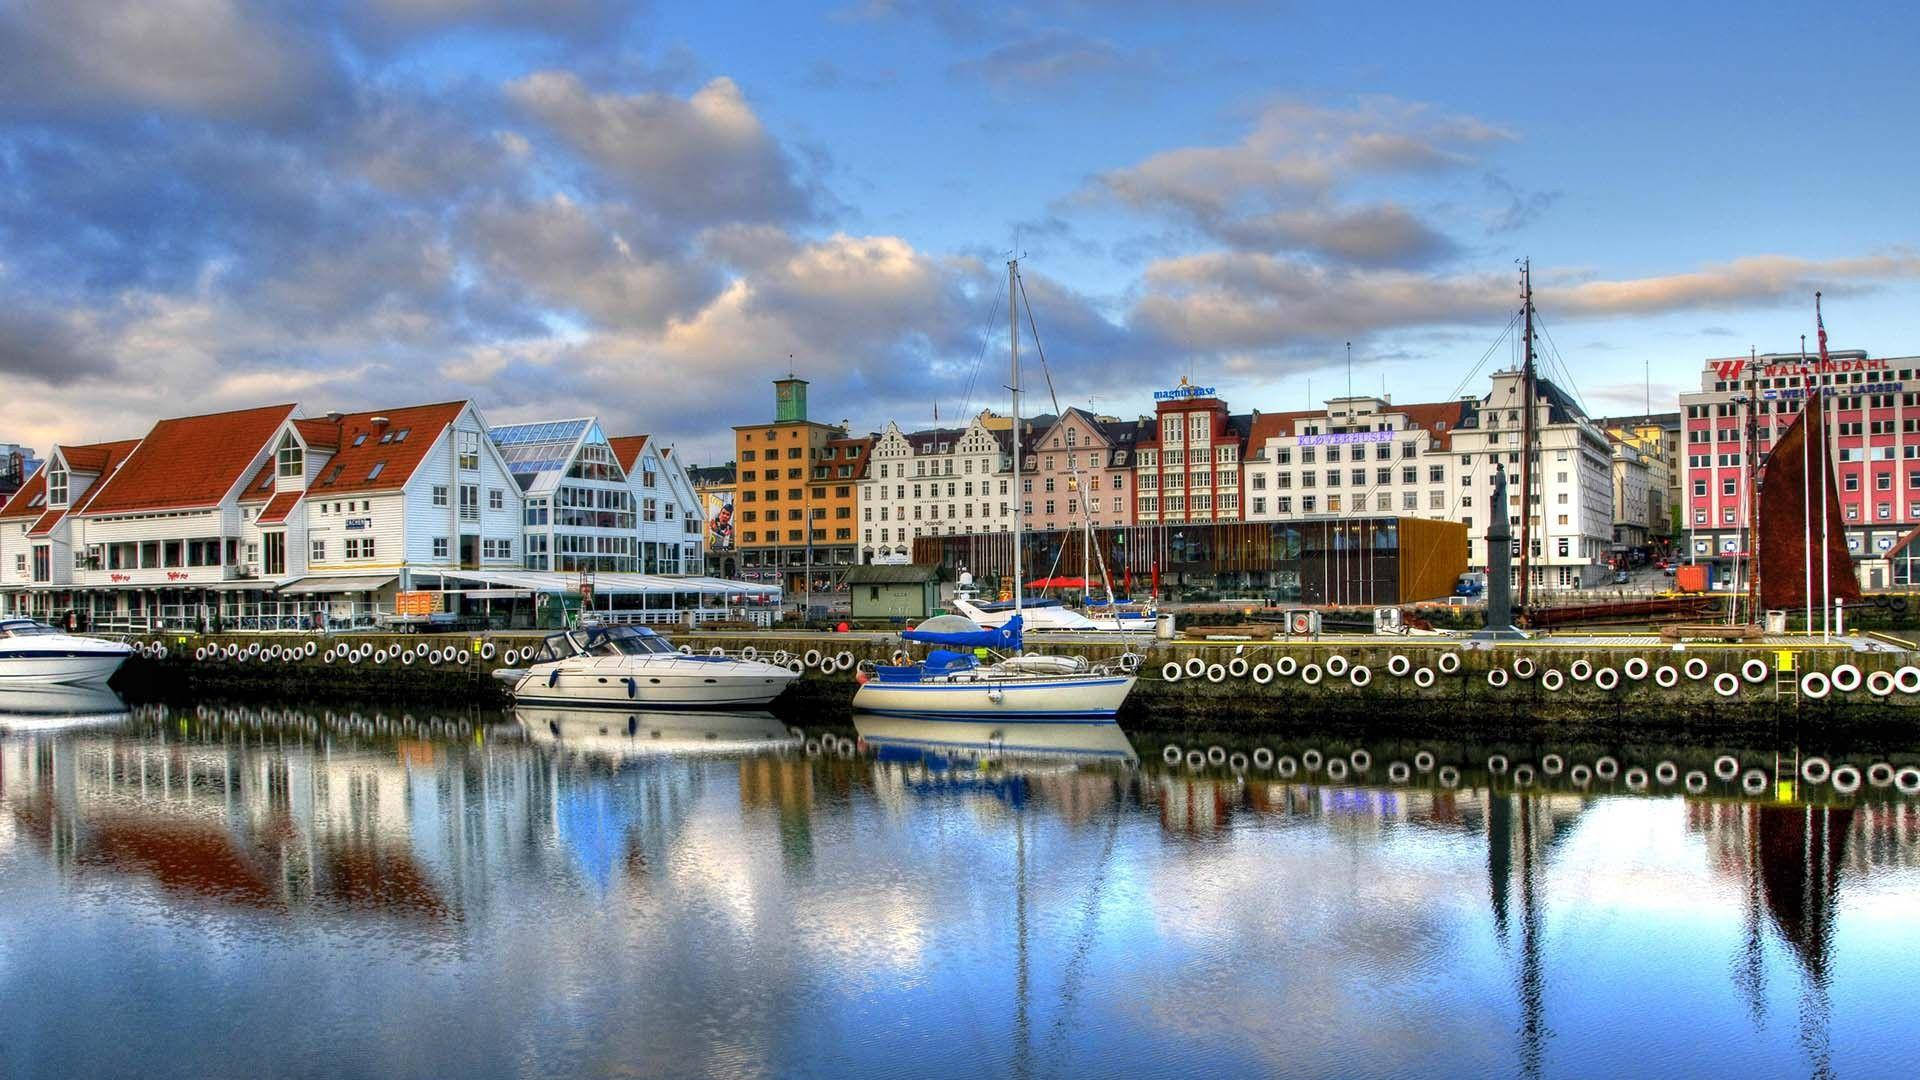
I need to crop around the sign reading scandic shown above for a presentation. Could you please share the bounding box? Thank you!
[1154,385,1217,401]
[1298,431,1397,447]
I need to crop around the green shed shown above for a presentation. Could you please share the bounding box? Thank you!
[846,564,941,620]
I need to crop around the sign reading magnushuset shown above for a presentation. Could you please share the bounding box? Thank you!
[1154,384,1217,401]
[1297,431,1397,446]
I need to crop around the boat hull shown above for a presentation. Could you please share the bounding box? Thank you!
[508,656,800,709]
[852,673,1135,720]
[0,643,132,686]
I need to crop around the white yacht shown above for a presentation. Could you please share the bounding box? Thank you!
[495,624,800,709]
[950,585,1158,634]
[0,618,134,686]
[517,707,798,759]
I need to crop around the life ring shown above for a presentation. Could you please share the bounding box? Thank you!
[836,651,855,671]
[401,651,415,666]
[891,649,908,665]
[1625,767,1649,790]
[1831,765,1862,794]
[1251,663,1274,685]
[428,649,443,664]
[1413,667,1435,688]
[1301,663,1323,685]
[1276,755,1298,777]
[1119,653,1142,672]
[1867,670,1897,697]
[1185,749,1205,769]
[1867,762,1896,788]
[1207,745,1226,765]
[1487,753,1510,774]
[502,648,518,665]
[1829,664,1862,692]
[1413,750,1436,772]
[480,642,496,661]
[156,645,169,661]
[1713,672,1740,697]
[1437,652,1460,674]
[379,648,394,664]
[1206,663,1227,684]
[738,646,757,661]
[1595,756,1620,780]
[679,645,694,655]
[1742,769,1769,795]
[1512,764,1535,787]
[1388,761,1411,782]
[1742,658,1771,684]
[1542,753,1565,776]
[1276,656,1299,677]
[1512,656,1537,679]
[1325,654,1349,677]
[1388,654,1411,677]
[804,649,822,668]
[1623,657,1649,681]
[1302,749,1324,770]
[1162,662,1183,682]
[774,650,790,666]
[1654,665,1679,688]
[1325,759,1349,781]
[1801,756,1831,784]
[1228,656,1249,678]
[304,641,318,658]
[1593,667,1620,691]
[1569,764,1592,786]
[1184,657,1206,678]
[194,647,206,662]
[1800,671,1831,699]
[1684,770,1708,793]
[1350,749,1371,771]
[1541,669,1564,692]
[786,658,804,674]
[1487,667,1509,688]
[1896,767,1920,796]
[348,649,361,665]
[1898,667,1920,695]
[268,645,283,660]
[457,649,471,665]
[1228,752,1249,772]
[1654,761,1678,784]
[1349,665,1373,688]
[1438,765,1461,788]
[1713,755,1740,780]
[1684,657,1709,681]
[1253,747,1274,769]
[1163,744,1183,765]
[1569,659,1593,682]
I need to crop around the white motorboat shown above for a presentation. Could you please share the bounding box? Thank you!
[0,618,134,686]
[852,712,1138,765]
[0,683,133,735]
[495,624,800,709]
[517,707,798,760]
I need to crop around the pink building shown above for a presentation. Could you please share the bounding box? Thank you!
[1023,409,1146,533]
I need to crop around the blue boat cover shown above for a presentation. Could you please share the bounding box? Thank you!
[903,614,1022,650]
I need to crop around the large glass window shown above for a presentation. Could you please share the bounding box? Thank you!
[277,435,303,479]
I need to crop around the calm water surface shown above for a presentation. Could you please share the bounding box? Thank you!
[2,692,1918,1079]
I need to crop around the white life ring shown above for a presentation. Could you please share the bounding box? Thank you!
[1206,745,1227,765]
[1276,656,1298,677]
[1541,669,1564,692]
[1228,752,1249,772]
[1684,770,1709,793]
[401,651,414,666]
[1325,654,1349,677]
[1595,756,1619,780]
[1437,652,1460,674]
[1412,666,1435,688]
[1742,658,1771,684]
[1252,747,1274,769]
[1487,753,1509,774]
[836,651,854,671]
[774,650,790,665]
[1829,664,1862,692]
[1742,768,1770,795]
[1413,750,1436,772]
[1162,662,1183,682]
[1867,670,1897,697]
[741,646,758,660]
[1185,749,1205,770]
[1831,765,1862,794]
[786,658,804,674]
[1206,663,1227,684]
[1388,761,1411,783]
[1487,667,1509,688]
[1184,657,1206,678]
[1800,671,1831,699]
[1512,764,1535,787]
[456,649,470,664]
[1713,672,1740,697]
[1276,755,1298,777]
[1654,761,1678,785]
[1349,665,1372,688]
[1623,657,1649,681]
[1569,764,1592,786]
[1350,748,1371,771]
[1163,744,1184,765]
[1325,759,1348,781]
[480,642,496,661]
[1438,765,1461,788]
[1301,663,1323,685]
[1625,767,1649,790]
[804,649,822,668]
[1511,656,1537,679]
[1569,659,1593,682]
[1654,665,1679,688]
[1684,657,1709,681]
[1593,667,1620,691]
[1714,755,1741,780]
[1227,656,1249,678]
[1898,666,1920,695]
[1541,753,1565,775]
[1388,654,1411,677]
[1867,762,1896,788]
[1301,749,1324,770]
[1896,767,1920,796]
[1801,756,1831,784]
[1251,662,1274,685]
[679,645,694,655]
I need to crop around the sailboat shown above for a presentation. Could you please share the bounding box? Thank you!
[851,258,1139,720]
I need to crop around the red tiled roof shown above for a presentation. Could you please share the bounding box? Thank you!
[26,508,65,536]
[1398,401,1469,449]
[67,441,143,513]
[2,439,142,519]
[257,491,302,525]
[0,468,44,520]
[827,435,874,481]
[294,419,341,451]
[238,462,277,503]
[62,444,113,472]
[82,405,297,516]
[608,435,650,473]
[307,401,468,496]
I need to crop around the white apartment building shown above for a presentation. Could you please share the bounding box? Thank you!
[486,420,703,575]
[1242,396,1465,523]
[860,413,1015,562]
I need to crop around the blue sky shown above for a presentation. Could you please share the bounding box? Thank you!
[1,1,1915,465]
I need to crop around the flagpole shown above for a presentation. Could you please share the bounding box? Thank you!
[1802,334,1814,637]
[1818,291,1833,641]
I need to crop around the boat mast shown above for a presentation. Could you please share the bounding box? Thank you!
[1517,260,1535,623]
[1010,257,1022,617]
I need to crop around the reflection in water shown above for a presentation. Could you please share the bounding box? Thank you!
[0,703,1918,1078]
[0,683,132,735]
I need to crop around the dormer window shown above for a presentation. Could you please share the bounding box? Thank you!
[323,464,344,485]
[276,434,303,479]
[352,432,368,447]
[257,472,273,491]
[393,428,410,442]
[367,461,386,481]
[46,465,67,507]
[379,430,393,444]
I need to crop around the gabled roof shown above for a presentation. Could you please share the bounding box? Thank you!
[490,417,601,495]
[607,435,650,473]
[26,509,65,537]
[257,491,303,525]
[81,405,296,516]
[308,401,468,497]
[1244,410,1318,453]
[2,439,142,519]
[66,441,143,513]
[688,464,735,487]
[826,435,873,481]
[0,467,46,520]
[1397,400,1470,449]
[293,419,342,451]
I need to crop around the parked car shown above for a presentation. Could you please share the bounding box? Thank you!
[1612,570,1631,585]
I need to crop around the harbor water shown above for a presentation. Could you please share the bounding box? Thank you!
[3,695,1918,1078]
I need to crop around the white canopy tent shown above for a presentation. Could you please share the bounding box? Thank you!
[422,569,780,626]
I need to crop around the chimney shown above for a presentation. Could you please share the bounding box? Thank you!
[371,416,390,427]
[325,411,344,423]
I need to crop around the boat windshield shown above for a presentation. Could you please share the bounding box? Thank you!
[584,626,676,657]
[0,620,57,638]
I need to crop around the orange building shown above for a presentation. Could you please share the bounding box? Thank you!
[732,377,869,600]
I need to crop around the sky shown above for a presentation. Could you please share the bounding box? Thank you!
[1,1,1916,467]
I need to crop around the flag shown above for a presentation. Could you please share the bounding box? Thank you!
[1816,292,1830,364]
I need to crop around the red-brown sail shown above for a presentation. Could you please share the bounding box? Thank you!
[1758,392,1860,610]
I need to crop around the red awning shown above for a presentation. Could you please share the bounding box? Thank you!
[1025,576,1088,589]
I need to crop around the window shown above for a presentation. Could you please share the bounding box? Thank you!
[489,488,505,510]
[345,537,375,559]
[459,484,479,521]
[311,540,325,562]
[432,485,448,507]
[46,465,67,506]
[458,430,480,470]
[433,538,449,559]
[366,461,386,482]
[483,538,513,559]
[277,435,303,479]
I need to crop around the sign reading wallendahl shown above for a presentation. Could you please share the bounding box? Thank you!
[1298,431,1397,447]
[1710,356,1889,381]
[1154,384,1216,401]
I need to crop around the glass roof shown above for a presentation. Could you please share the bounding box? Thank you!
[489,419,591,480]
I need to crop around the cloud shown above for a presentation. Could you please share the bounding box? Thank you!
[0,306,119,384]
[0,0,337,123]
[357,0,637,41]
[950,29,1151,90]
[507,72,822,230]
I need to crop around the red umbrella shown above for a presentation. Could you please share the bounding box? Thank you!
[1026,576,1089,589]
